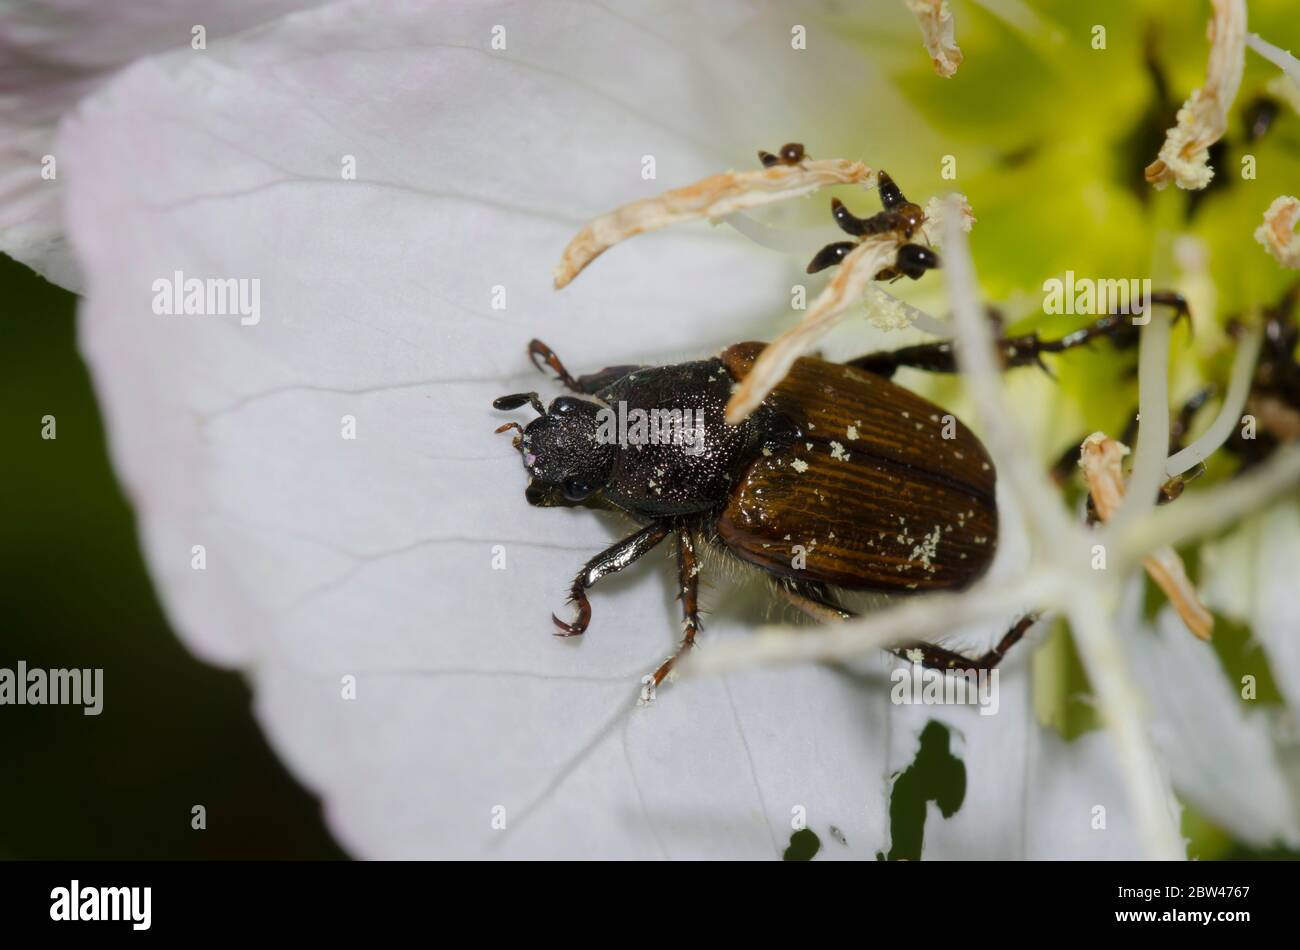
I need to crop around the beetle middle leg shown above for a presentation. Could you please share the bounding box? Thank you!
[644,530,703,698]
[773,579,854,623]
[775,583,1039,673]
[552,521,671,636]
[847,292,1190,379]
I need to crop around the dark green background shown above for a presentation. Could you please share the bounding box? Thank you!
[0,254,345,859]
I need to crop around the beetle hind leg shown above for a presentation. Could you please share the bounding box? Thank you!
[643,530,703,702]
[775,581,1040,674]
[895,614,1040,672]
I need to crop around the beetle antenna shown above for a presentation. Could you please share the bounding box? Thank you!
[494,421,525,449]
[492,392,545,415]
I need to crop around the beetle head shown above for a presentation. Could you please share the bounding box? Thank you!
[493,393,616,507]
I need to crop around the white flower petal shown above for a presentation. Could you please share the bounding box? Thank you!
[1124,590,1300,848]
[62,0,1140,858]
[0,0,322,287]
[1202,500,1300,711]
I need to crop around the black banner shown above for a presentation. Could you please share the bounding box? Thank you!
[0,858,1284,936]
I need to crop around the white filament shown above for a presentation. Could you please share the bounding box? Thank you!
[1165,325,1263,477]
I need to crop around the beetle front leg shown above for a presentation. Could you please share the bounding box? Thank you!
[552,521,672,636]
[847,292,1189,379]
[528,339,582,390]
[528,338,645,395]
[643,531,702,701]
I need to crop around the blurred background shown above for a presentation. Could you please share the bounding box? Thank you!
[0,253,344,858]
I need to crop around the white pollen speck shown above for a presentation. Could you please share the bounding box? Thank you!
[846,425,859,440]
[829,441,850,461]
[908,525,942,572]
[791,458,809,473]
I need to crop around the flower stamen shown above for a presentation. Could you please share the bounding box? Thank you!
[1144,0,1246,191]
[1254,195,1300,269]
[553,156,874,288]
[1080,433,1214,641]
[904,0,963,78]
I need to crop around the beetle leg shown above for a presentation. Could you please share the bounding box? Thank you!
[552,522,672,636]
[643,531,702,700]
[1022,291,1189,362]
[895,614,1040,672]
[527,339,646,396]
[847,293,1190,379]
[776,582,1039,674]
[846,339,958,378]
[773,580,855,622]
[1051,385,1215,490]
[528,339,581,390]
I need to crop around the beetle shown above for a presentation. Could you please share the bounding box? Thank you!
[492,315,1142,692]
[753,144,939,282]
[805,168,939,281]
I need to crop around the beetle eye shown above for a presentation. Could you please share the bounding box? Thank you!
[561,476,595,501]
[552,396,582,415]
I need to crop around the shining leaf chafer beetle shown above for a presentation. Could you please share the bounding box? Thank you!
[493,309,1175,692]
